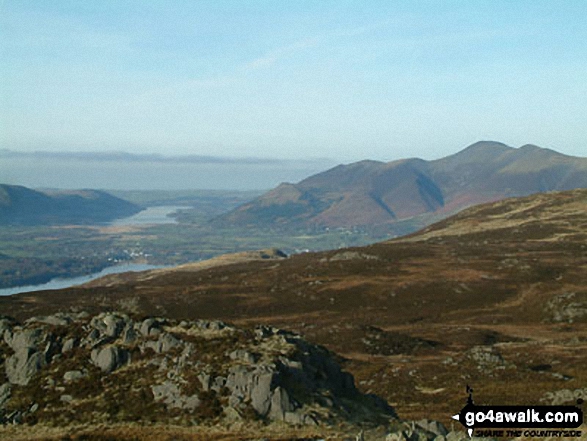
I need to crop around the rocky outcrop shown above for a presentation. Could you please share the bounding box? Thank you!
[0,311,396,427]
[3,328,52,386]
[544,292,587,323]
[541,387,587,405]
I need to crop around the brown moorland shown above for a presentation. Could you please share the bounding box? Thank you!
[1,188,586,427]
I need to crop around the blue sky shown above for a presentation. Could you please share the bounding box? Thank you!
[1,0,586,161]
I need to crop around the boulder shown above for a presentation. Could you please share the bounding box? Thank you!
[90,346,129,373]
[61,337,77,353]
[121,326,137,345]
[142,332,181,354]
[225,364,278,416]
[139,318,162,336]
[151,381,200,411]
[27,314,72,327]
[90,313,128,338]
[63,370,86,382]
[102,314,128,338]
[269,386,296,420]
[4,328,44,352]
[5,348,47,385]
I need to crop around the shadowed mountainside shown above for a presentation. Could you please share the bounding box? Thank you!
[216,142,587,229]
[0,184,142,226]
[1,189,586,425]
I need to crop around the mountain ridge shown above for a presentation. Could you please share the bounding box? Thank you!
[0,184,142,226]
[217,141,587,229]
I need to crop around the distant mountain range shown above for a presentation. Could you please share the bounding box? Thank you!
[0,148,331,166]
[0,184,142,225]
[217,141,587,229]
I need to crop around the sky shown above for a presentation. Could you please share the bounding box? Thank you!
[1,0,586,162]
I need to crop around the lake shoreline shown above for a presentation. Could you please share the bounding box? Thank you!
[0,262,169,296]
[0,205,188,296]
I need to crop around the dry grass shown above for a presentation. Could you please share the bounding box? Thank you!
[0,421,349,441]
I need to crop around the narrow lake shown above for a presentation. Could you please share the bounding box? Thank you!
[0,206,187,296]
[0,263,168,296]
[108,205,190,226]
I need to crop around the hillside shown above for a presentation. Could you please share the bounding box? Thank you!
[217,142,587,229]
[0,185,142,226]
[2,189,586,426]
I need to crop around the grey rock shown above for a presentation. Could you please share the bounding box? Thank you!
[6,410,23,425]
[63,370,86,382]
[0,317,15,335]
[228,393,243,408]
[0,383,11,410]
[151,381,200,411]
[386,428,428,441]
[43,336,61,361]
[28,314,72,327]
[229,349,257,363]
[542,387,587,405]
[545,292,587,323]
[254,325,274,339]
[103,313,128,338]
[91,313,128,338]
[415,419,448,437]
[154,333,181,353]
[194,320,226,331]
[85,328,100,344]
[445,431,469,441]
[198,372,211,391]
[90,346,129,373]
[0,310,397,427]
[4,328,44,352]
[468,346,504,370]
[235,366,276,416]
[5,349,47,385]
[211,375,227,393]
[141,333,181,354]
[61,337,77,353]
[284,410,305,424]
[139,318,162,336]
[223,405,243,422]
[269,386,295,420]
[121,326,137,344]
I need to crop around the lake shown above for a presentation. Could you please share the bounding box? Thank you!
[0,207,186,296]
[0,263,167,296]
[108,205,189,226]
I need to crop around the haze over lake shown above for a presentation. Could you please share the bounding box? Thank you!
[0,151,336,190]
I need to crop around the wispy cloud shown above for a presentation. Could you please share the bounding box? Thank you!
[242,38,320,71]
[239,18,404,72]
